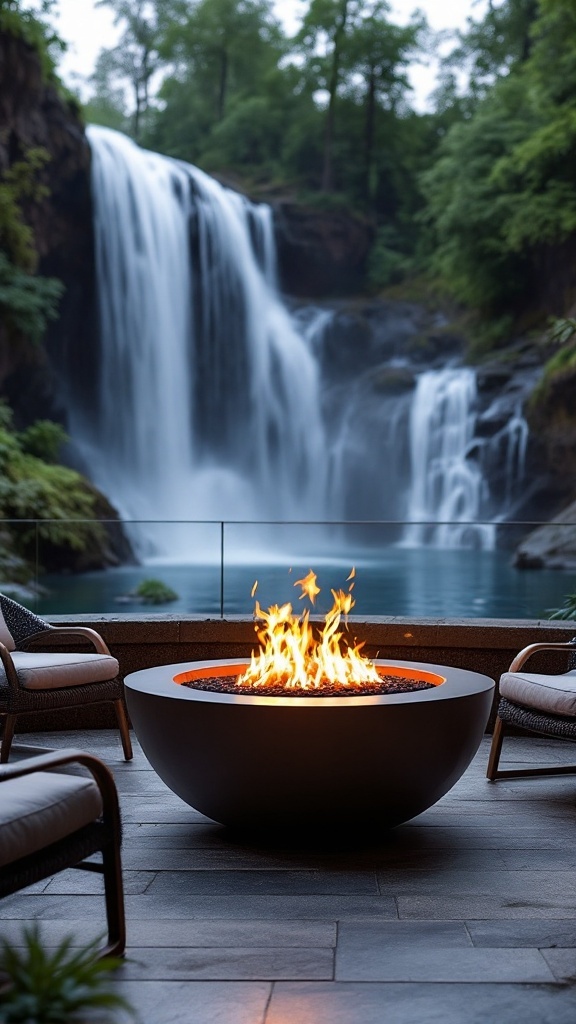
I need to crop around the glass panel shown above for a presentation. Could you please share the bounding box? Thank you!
[37,520,223,615]
[5,516,575,620]
[0,519,42,613]
[223,520,576,621]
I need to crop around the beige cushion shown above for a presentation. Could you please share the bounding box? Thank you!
[7,651,119,691]
[500,669,576,717]
[0,771,103,867]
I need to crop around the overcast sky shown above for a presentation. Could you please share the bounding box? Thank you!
[44,0,488,109]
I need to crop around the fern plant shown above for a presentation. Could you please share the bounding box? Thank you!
[0,926,133,1023]
[548,593,576,621]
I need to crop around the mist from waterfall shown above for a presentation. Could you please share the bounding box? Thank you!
[68,127,528,563]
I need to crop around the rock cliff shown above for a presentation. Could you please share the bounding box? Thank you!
[0,27,97,428]
[273,201,374,297]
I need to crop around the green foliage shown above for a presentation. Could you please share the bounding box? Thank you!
[0,924,133,1023]
[548,595,576,621]
[94,0,163,139]
[134,577,179,603]
[18,419,67,462]
[367,224,413,289]
[530,316,576,405]
[419,77,532,310]
[0,0,67,84]
[0,253,64,346]
[0,149,64,346]
[0,148,50,273]
[420,0,576,323]
[546,317,576,348]
[0,400,107,571]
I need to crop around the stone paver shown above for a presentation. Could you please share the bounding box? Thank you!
[3,730,576,1023]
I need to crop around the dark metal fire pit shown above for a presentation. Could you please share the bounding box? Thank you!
[124,658,494,831]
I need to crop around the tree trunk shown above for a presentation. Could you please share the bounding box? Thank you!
[217,47,229,121]
[321,0,349,192]
[363,66,376,200]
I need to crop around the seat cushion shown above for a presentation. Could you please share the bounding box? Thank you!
[0,771,103,867]
[7,652,120,691]
[500,669,576,717]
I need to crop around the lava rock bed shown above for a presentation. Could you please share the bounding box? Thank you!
[181,674,437,697]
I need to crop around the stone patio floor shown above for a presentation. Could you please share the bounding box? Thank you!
[3,730,576,1023]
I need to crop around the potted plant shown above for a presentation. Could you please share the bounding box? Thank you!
[0,926,134,1023]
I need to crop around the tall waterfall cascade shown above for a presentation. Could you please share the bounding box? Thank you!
[66,127,529,560]
[76,127,329,558]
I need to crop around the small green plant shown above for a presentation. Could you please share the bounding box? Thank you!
[0,925,133,1023]
[548,593,576,621]
[134,578,179,604]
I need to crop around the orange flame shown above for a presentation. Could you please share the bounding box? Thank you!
[237,570,381,690]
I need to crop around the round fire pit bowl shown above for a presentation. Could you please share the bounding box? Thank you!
[124,658,494,831]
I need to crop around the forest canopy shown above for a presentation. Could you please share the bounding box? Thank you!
[5,0,576,325]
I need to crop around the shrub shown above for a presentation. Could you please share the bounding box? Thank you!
[0,925,133,1023]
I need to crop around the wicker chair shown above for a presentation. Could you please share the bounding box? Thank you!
[0,594,132,763]
[0,746,125,956]
[487,637,576,780]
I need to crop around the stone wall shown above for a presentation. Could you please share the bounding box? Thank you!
[16,614,576,735]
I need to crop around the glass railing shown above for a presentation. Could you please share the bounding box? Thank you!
[0,518,574,620]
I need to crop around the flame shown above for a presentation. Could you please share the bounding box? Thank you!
[237,570,382,690]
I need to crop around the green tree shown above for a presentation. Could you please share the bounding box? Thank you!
[297,0,361,191]
[149,0,286,169]
[420,0,576,319]
[341,5,423,201]
[94,0,163,138]
[83,49,130,132]
[444,0,539,102]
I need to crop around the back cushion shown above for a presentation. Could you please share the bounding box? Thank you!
[0,605,15,652]
[0,595,51,651]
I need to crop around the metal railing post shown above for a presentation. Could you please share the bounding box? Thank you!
[220,521,225,619]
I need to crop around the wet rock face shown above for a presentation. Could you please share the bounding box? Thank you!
[0,29,97,428]
[513,498,576,570]
[273,201,374,297]
[528,367,576,482]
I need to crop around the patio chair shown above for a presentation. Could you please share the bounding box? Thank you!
[487,637,576,780]
[0,593,132,763]
[0,746,125,956]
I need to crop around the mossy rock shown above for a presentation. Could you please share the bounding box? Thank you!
[370,366,416,395]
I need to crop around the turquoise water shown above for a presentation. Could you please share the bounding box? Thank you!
[36,547,575,620]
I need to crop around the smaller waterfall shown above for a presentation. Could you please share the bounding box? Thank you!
[404,369,495,550]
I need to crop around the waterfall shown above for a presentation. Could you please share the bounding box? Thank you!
[64,128,528,564]
[404,369,495,550]
[74,127,329,558]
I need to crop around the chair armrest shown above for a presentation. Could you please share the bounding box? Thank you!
[0,640,21,693]
[21,627,112,656]
[0,748,121,835]
[509,639,576,673]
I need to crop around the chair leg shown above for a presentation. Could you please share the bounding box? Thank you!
[114,699,133,761]
[0,714,17,763]
[100,838,126,958]
[487,711,576,780]
[486,715,505,781]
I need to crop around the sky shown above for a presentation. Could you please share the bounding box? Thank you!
[42,0,488,110]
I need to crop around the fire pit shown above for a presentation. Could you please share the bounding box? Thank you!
[124,571,494,830]
[125,656,493,830]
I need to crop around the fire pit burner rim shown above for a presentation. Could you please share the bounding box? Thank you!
[126,657,493,707]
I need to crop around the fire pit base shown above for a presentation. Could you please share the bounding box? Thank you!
[125,659,494,831]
